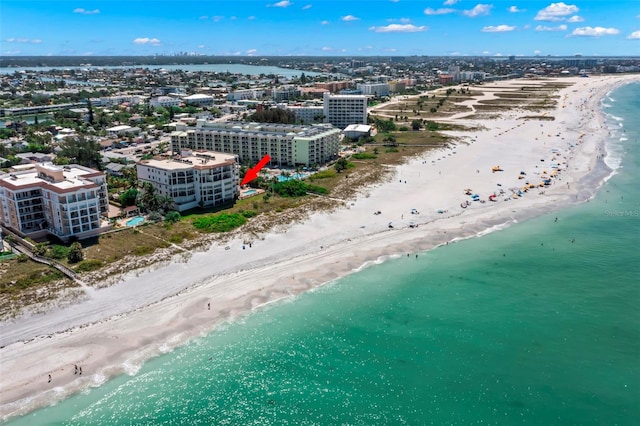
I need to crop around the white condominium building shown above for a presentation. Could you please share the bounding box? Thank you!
[136,150,239,212]
[357,83,390,97]
[286,105,325,124]
[323,93,368,130]
[0,163,109,241]
[170,122,341,167]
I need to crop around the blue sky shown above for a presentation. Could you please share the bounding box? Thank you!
[1,1,639,57]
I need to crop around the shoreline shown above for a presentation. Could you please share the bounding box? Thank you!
[1,75,638,421]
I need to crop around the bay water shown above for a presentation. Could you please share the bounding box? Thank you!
[7,82,639,425]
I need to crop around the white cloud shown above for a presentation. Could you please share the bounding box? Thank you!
[212,16,224,22]
[199,15,208,20]
[132,37,161,46]
[463,4,493,18]
[320,20,330,25]
[443,0,459,5]
[535,2,579,21]
[248,16,256,20]
[424,8,455,15]
[73,8,99,15]
[270,0,292,7]
[5,37,42,44]
[246,49,257,55]
[566,15,584,22]
[571,26,620,36]
[482,25,516,32]
[509,6,525,13]
[628,30,640,39]
[535,24,567,31]
[302,4,312,9]
[3,50,22,55]
[341,15,359,21]
[322,46,333,51]
[197,45,206,49]
[369,24,427,33]
[534,49,542,54]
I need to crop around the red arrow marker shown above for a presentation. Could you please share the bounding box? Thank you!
[241,154,271,186]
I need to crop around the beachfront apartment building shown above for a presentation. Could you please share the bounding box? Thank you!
[0,163,109,241]
[136,150,239,212]
[322,93,368,130]
[357,83,389,97]
[170,121,341,167]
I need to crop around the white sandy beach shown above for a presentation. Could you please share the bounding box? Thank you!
[1,74,638,420]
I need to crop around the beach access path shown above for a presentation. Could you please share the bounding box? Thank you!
[1,75,638,420]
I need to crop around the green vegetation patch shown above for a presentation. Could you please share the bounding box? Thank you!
[308,169,337,180]
[351,152,377,160]
[74,259,103,273]
[192,213,247,233]
[272,180,328,197]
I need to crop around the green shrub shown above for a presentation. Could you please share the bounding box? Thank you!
[134,245,153,256]
[75,259,103,273]
[47,245,69,260]
[165,211,181,223]
[241,210,258,218]
[192,213,247,233]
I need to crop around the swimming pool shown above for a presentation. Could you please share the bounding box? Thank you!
[243,189,257,195]
[126,216,145,227]
[277,173,308,182]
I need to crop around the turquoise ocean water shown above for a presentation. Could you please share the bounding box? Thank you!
[8,82,640,425]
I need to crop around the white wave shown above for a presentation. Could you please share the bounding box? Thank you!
[604,138,625,170]
[122,360,142,376]
[91,373,107,387]
[601,102,612,108]
[608,114,624,123]
[475,220,516,238]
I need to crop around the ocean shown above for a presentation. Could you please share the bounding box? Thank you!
[6,82,640,425]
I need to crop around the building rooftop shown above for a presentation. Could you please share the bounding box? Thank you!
[138,150,237,171]
[0,163,102,192]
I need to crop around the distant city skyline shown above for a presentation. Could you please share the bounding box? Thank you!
[1,1,639,57]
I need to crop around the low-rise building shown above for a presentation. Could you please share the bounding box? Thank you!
[150,96,181,108]
[136,150,239,212]
[0,163,109,241]
[183,94,215,106]
[106,125,141,138]
[343,124,372,140]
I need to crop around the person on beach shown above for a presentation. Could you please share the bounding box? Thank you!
[79,367,82,376]
[74,364,78,375]
[48,374,51,383]
[208,302,210,310]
